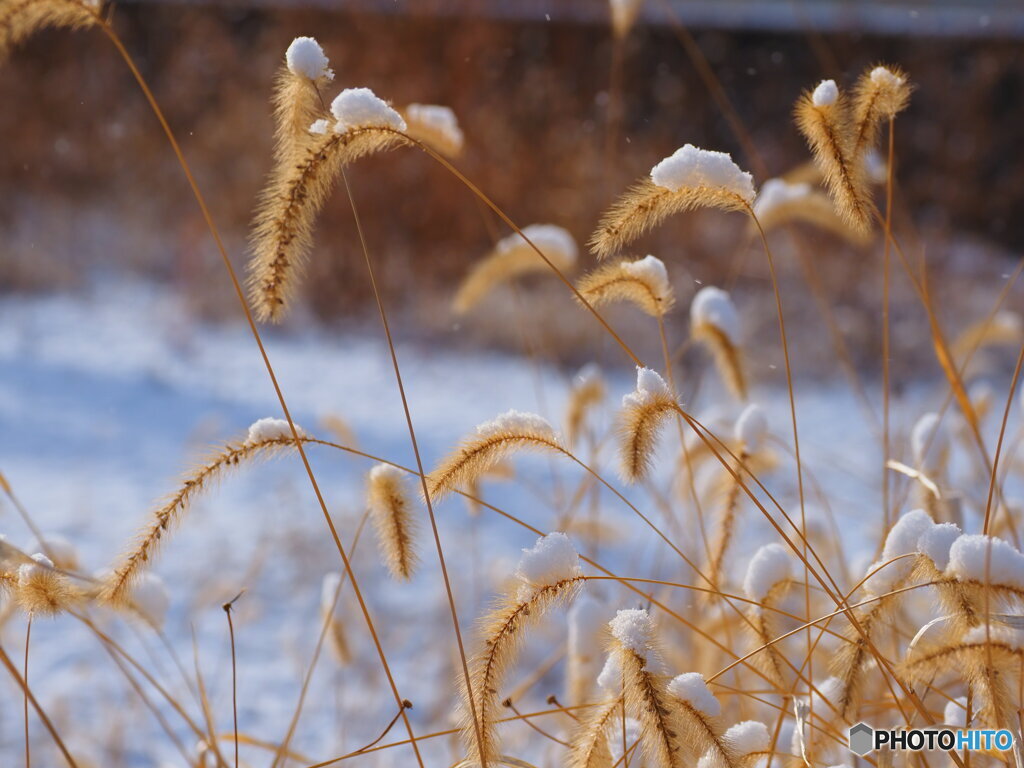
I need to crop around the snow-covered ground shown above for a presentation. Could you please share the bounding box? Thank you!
[0,280,1011,766]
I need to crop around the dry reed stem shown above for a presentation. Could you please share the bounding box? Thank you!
[589,179,749,259]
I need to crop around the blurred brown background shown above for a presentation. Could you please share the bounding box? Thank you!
[2,0,1022,372]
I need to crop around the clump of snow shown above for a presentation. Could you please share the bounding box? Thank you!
[368,463,403,484]
[691,286,740,342]
[495,224,578,268]
[724,720,770,755]
[622,366,673,409]
[18,553,54,582]
[405,104,464,152]
[864,510,934,594]
[667,672,721,717]
[650,144,755,203]
[944,696,968,727]
[946,534,1024,589]
[568,594,607,659]
[609,608,654,655]
[735,404,768,452]
[621,255,671,301]
[331,88,406,133]
[910,412,949,472]
[515,532,582,592]
[309,119,330,135]
[285,37,333,81]
[321,572,343,617]
[246,417,304,443]
[870,66,904,88]
[596,653,621,691]
[812,79,839,106]
[743,543,792,602]
[917,522,961,572]
[475,409,556,439]
[28,534,78,570]
[753,178,812,219]
[132,573,170,628]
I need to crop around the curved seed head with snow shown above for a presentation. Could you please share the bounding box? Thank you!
[734,404,767,453]
[618,367,677,483]
[427,410,562,500]
[667,672,721,717]
[577,255,674,317]
[691,287,747,400]
[651,145,755,203]
[917,522,961,572]
[743,543,793,603]
[403,103,464,157]
[247,417,305,443]
[515,532,582,596]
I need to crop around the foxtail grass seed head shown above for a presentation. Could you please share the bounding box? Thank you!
[331,87,406,133]
[566,363,607,447]
[461,532,584,764]
[367,463,419,581]
[320,572,352,665]
[851,65,910,158]
[577,254,674,317]
[863,509,934,595]
[16,553,74,616]
[590,145,754,258]
[752,178,811,220]
[428,410,562,500]
[667,672,721,717]
[0,0,103,62]
[618,366,677,483]
[743,543,793,604]
[751,178,867,243]
[698,721,770,768]
[794,78,874,232]
[403,103,464,157]
[691,286,747,400]
[453,224,578,314]
[609,607,656,657]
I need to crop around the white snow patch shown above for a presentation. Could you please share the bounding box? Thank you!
[650,144,755,203]
[667,672,721,717]
[515,532,582,592]
[812,79,839,106]
[621,255,671,301]
[285,37,332,80]
[743,543,793,603]
[331,88,406,133]
[691,286,740,342]
[609,608,654,655]
[947,534,1024,589]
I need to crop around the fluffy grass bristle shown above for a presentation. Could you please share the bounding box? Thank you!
[616,367,678,483]
[0,0,100,61]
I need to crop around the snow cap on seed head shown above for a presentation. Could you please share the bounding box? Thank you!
[812,79,839,107]
[691,286,740,343]
[650,144,755,203]
[667,672,721,717]
[946,534,1024,590]
[743,543,793,603]
[331,88,406,133]
[916,522,961,572]
[735,403,767,452]
[285,37,333,81]
[515,532,582,595]
[609,608,655,656]
[622,367,673,409]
